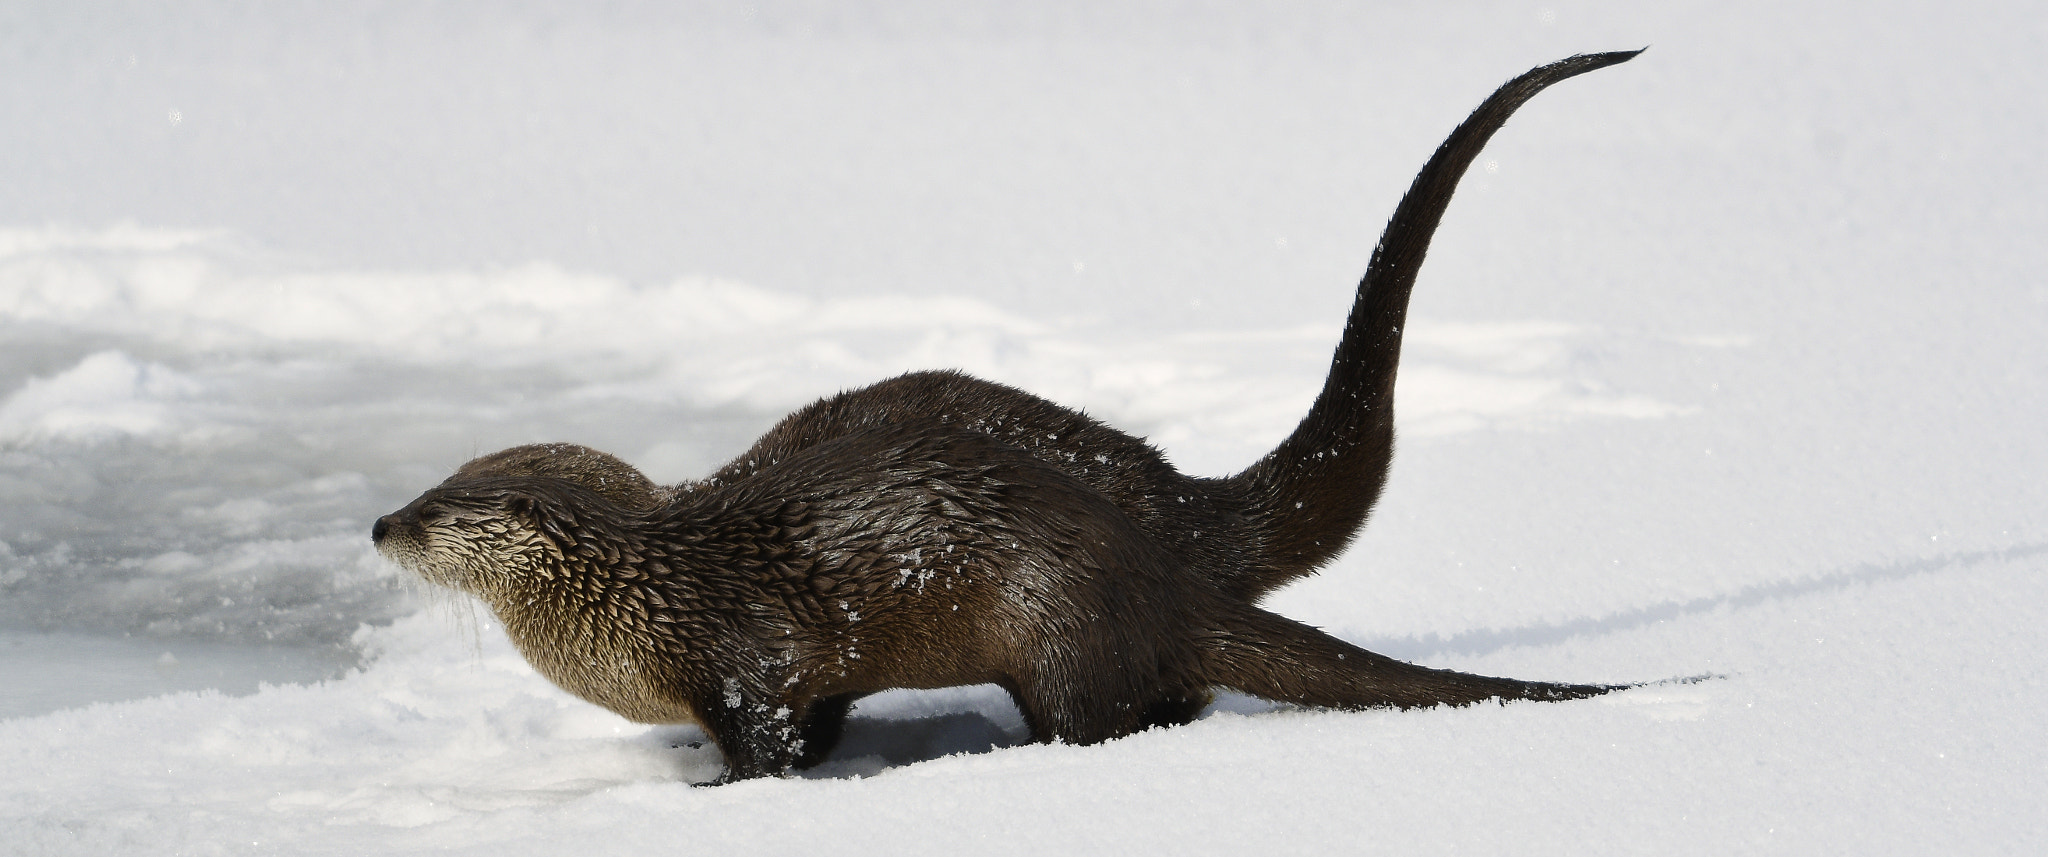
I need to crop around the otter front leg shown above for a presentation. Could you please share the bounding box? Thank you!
[693,680,809,785]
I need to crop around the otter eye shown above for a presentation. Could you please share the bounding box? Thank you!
[419,500,481,524]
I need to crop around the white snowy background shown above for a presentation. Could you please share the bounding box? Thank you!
[2,1,2043,854]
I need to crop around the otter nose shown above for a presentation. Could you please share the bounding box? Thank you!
[371,515,392,543]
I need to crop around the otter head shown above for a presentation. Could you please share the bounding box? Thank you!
[372,478,570,597]
[451,443,668,510]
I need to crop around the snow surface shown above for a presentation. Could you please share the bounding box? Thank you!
[3,1,2044,854]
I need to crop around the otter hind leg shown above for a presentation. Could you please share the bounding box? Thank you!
[1001,644,1185,746]
[1200,608,1623,710]
[1005,678,1145,746]
[1140,692,1214,731]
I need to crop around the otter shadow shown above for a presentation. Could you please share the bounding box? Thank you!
[1358,543,2048,662]
[652,709,1024,783]
[799,709,1026,780]
[798,692,1291,779]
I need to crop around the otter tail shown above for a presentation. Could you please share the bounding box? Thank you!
[1201,608,1624,711]
[1222,50,1643,596]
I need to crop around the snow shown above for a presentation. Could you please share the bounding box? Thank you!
[3,0,2044,854]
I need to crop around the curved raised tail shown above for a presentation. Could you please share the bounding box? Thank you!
[1223,50,1643,595]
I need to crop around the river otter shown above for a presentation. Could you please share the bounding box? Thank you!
[374,50,1644,783]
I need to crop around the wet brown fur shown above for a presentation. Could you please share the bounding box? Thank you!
[375,51,1645,783]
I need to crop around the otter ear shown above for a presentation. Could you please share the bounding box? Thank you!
[504,494,539,523]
